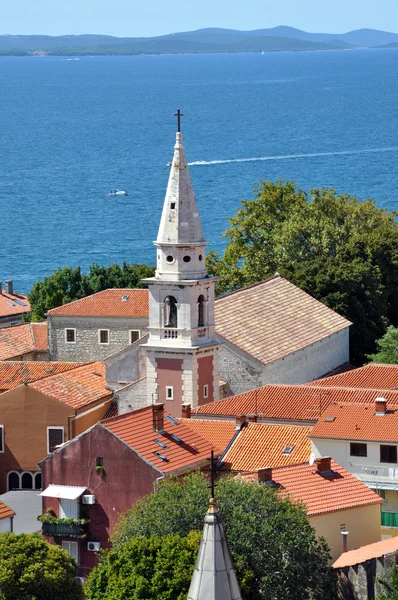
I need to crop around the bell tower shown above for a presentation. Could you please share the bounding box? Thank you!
[142,110,219,416]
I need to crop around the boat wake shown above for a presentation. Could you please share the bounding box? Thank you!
[187,146,398,166]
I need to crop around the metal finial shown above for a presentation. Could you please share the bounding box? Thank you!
[174,108,184,132]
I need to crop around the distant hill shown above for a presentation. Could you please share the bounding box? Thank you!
[0,26,398,56]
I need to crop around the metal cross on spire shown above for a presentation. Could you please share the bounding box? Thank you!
[207,449,217,498]
[174,108,184,132]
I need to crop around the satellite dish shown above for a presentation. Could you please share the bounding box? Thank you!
[309,453,316,466]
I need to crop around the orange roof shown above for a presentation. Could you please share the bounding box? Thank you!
[309,363,398,390]
[311,402,398,442]
[0,361,82,391]
[0,323,48,360]
[214,276,351,365]
[47,289,149,317]
[0,500,15,519]
[222,423,312,471]
[333,536,398,569]
[30,362,111,409]
[0,289,30,317]
[103,406,214,474]
[193,384,398,422]
[179,418,237,453]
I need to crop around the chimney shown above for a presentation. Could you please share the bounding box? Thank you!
[152,403,164,432]
[315,456,332,473]
[5,280,13,295]
[235,415,247,426]
[256,467,273,483]
[375,397,387,415]
[247,414,258,423]
[181,403,191,419]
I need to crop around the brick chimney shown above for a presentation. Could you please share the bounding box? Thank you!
[5,280,13,295]
[181,403,191,419]
[256,467,273,483]
[152,403,165,432]
[315,456,332,473]
[236,415,247,426]
[375,397,387,415]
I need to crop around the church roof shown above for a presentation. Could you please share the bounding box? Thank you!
[47,289,148,317]
[187,499,242,600]
[156,131,205,245]
[214,275,351,365]
[307,363,398,390]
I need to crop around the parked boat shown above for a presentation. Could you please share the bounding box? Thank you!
[109,189,128,196]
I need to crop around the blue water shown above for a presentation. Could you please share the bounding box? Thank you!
[1,49,398,292]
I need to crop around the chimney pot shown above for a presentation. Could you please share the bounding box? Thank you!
[5,280,13,295]
[152,403,165,432]
[257,467,272,483]
[235,415,247,426]
[315,456,332,473]
[375,397,387,414]
[181,403,191,419]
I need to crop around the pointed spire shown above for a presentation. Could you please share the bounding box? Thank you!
[187,499,243,600]
[157,124,205,245]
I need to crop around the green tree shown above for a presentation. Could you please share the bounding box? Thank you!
[378,564,398,600]
[27,261,155,321]
[368,326,398,364]
[207,181,398,364]
[0,532,83,600]
[110,472,336,600]
[84,532,201,600]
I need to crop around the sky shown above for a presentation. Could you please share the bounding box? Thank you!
[1,0,398,37]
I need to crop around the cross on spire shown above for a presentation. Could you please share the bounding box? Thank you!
[207,449,217,498]
[174,108,184,132]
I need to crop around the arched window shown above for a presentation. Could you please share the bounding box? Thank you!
[198,295,205,328]
[21,472,33,490]
[164,296,177,328]
[34,472,42,490]
[8,472,20,491]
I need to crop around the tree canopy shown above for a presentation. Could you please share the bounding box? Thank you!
[368,326,398,364]
[27,261,155,321]
[107,472,335,600]
[0,532,83,600]
[207,181,398,364]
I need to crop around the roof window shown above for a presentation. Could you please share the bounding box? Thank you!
[165,415,179,426]
[282,446,293,455]
[154,439,168,449]
[325,416,336,422]
[153,451,169,462]
[169,433,183,445]
[121,295,129,301]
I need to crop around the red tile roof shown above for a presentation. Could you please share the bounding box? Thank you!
[0,361,82,391]
[0,323,48,360]
[0,290,30,317]
[222,423,312,471]
[0,500,15,520]
[214,276,351,364]
[103,406,214,474]
[243,460,382,517]
[47,289,149,317]
[311,402,398,443]
[30,362,111,409]
[193,384,398,422]
[178,418,237,453]
[333,536,398,569]
[309,363,398,390]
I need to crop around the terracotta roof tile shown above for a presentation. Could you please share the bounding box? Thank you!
[308,363,398,390]
[178,418,237,453]
[0,290,30,317]
[0,500,15,519]
[214,276,351,365]
[0,323,48,360]
[333,536,398,568]
[47,289,149,317]
[311,402,398,443]
[0,361,83,391]
[30,362,111,409]
[222,423,312,471]
[241,461,382,516]
[193,384,398,422]
[103,406,214,474]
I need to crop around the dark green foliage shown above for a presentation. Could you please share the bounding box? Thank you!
[84,532,201,600]
[368,326,398,364]
[0,532,83,600]
[27,261,155,321]
[110,472,336,600]
[207,181,398,364]
[378,564,398,600]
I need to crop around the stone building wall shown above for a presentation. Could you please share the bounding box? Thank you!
[48,315,148,362]
[337,552,397,600]
[117,379,148,414]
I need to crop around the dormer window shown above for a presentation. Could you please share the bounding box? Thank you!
[164,296,177,328]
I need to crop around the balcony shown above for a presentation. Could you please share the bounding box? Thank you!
[40,518,89,538]
[381,511,398,528]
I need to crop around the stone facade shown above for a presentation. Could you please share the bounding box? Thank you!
[337,552,397,600]
[117,378,148,413]
[48,315,148,362]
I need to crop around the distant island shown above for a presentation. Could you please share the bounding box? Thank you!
[1,26,398,56]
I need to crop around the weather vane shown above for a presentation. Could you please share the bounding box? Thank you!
[174,108,184,132]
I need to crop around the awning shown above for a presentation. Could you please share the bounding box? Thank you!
[40,485,86,500]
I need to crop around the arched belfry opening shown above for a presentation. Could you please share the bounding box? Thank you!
[164,296,178,328]
[198,295,205,327]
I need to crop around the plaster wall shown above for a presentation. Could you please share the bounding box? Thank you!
[0,517,12,532]
[198,355,214,406]
[105,336,148,388]
[157,358,183,414]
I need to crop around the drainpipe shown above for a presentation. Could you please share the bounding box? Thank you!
[341,530,349,553]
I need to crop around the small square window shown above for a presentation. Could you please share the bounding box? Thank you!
[47,427,64,454]
[166,386,174,401]
[203,384,209,399]
[65,329,75,343]
[99,330,109,344]
[62,541,79,563]
[170,202,176,210]
[130,330,140,344]
[96,457,103,467]
[380,445,397,464]
[350,443,367,457]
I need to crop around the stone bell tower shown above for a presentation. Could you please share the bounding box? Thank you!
[142,110,219,415]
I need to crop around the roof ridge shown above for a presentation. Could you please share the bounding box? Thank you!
[215,274,283,302]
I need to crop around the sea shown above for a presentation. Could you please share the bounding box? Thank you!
[1,49,398,293]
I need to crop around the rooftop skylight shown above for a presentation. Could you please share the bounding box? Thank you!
[282,446,293,455]
[165,415,179,426]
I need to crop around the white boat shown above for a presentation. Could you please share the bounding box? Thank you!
[109,189,128,196]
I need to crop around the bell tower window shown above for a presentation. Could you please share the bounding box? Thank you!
[198,295,205,328]
[164,296,178,328]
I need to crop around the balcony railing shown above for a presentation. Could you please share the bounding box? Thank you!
[381,511,398,528]
[41,520,88,538]
[163,329,179,339]
[350,462,398,482]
